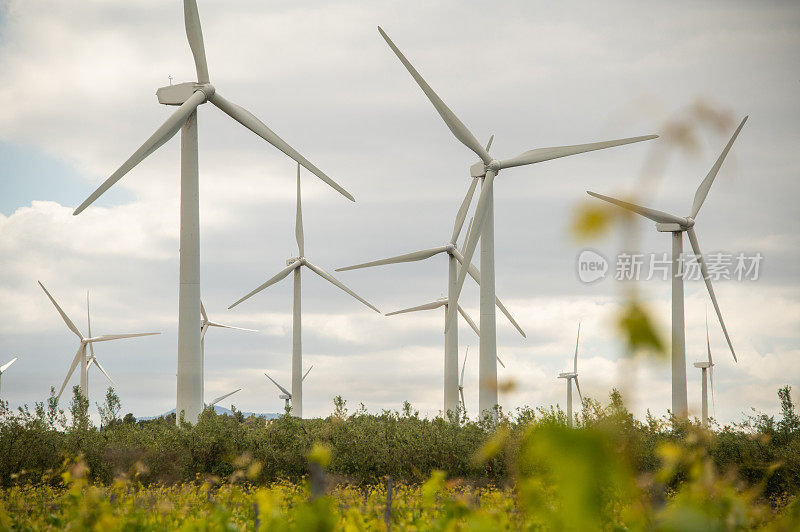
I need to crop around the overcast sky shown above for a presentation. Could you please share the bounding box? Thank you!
[0,0,798,424]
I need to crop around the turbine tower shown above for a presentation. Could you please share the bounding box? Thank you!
[72,1,353,424]
[38,282,159,401]
[385,297,505,414]
[337,181,524,415]
[694,312,715,427]
[558,323,583,428]
[587,116,746,417]
[0,357,18,394]
[207,388,242,410]
[265,367,312,412]
[230,166,379,418]
[378,27,657,418]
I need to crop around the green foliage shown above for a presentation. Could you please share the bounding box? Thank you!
[1,388,799,529]
[97,387,122,428]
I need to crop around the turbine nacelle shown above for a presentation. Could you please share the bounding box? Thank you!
[286,257,305,266]
[469,159,500,178]
[693,361,713,369]
[656,217,695,232]
[156,82,215,106]
[558,372,577,379]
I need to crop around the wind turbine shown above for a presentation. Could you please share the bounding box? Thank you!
[38,282,159,401]
[458,347,468,414]
[378,27,657,418]
[200,300,256,399]
[386,297,505,414]
[230,166,379,418]
[694,312,715,427]
[72,1,352,424]
[337,179,524,414]
[558,323,583,428]
[206,388,242,410]
[0,357,18,394]
[265,366,312,412]
[587,116,746,417]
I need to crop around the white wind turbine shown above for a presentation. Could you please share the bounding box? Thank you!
[587,116,747,417]
[230,166,379,418]
[72,1,353,424]
[694,312,715,427]
[0,357,18,394]
[385,296,506,414]
[265,367,313,412]
[200,300,256,399]
[38,282,160,401]
[206,388,242,410]
[558,323,583,428]
[337,180,524,414]
[378,27,657,417]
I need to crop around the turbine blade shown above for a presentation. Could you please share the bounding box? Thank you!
[377,27,491,165]
[74,91,206,215]
[209,388,241,407]
[451,248,527,338]
[92,357,116,386]
[206,321,257,332]
[690,116,747,219]
[385,300,443,316]
[183,0,210,83]
[574,376,583,403]
[457,305,480,336]
[706,307,713,366]
[496,356,506,369]
[57,345,84,399]
[687,227,737,362]
[296,163,305,256]
[336,246,449,272]
[574,322,581,374]
[86,332,160,343]
[445,171,497,331]
[710,366,716,417]
[200,300,209,323]
[459,388,466,412]
[460,346,468,387]
[38,282,83,339]
[485,134,494,152]
[499,135,657,170]
[264,373,290,396]
[461,217,474,251]
[210,92,354,201]
[302,365,313,381]
[450,178,479,245]
[586,191,688,225]
[86,291,94,357]
[229,261,300,309]
[0,357,18,373]
[304,261,381,313]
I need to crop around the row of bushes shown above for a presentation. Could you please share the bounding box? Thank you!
[1,385,799,500]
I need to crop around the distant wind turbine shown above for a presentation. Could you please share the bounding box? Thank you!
[206,388,242,409]
[558,323,583,428]
[38,282,159,401]
[230,165,379,418]
[72,1,352,424]
[200,300,256,399]
[587,116,746,417]
[337,179,523,414]
[265,366,313,411]
[694,311,715,427]
[378,26,657,418]
[0,357,18,394]
[386,298,505,414]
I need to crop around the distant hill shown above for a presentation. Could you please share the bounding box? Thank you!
[137,406,283,421]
